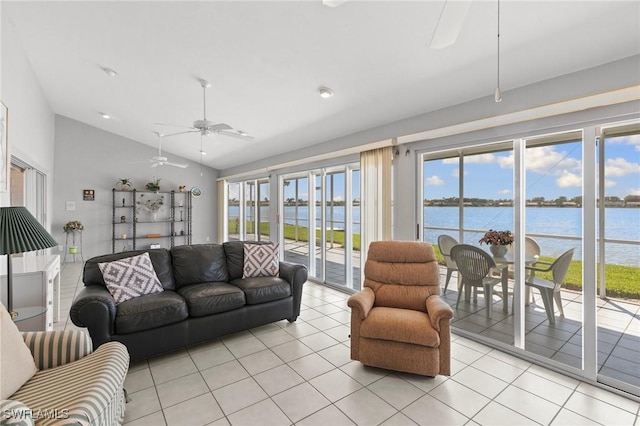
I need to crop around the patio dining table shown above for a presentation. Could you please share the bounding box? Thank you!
[489,252,538,313]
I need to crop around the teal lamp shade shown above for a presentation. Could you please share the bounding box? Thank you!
[1,207,58,318]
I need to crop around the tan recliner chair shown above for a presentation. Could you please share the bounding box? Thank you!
[348,241,454,376]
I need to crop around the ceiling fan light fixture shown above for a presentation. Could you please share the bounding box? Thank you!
[99,112,111,119]
[318,87,334,99]
[100,66,118,77]
[200,150,207,155]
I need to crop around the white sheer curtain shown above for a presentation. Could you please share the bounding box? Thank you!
[360,145,393,273]
[217,179,226,243]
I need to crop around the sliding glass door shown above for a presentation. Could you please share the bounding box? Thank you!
[280,164,360,290]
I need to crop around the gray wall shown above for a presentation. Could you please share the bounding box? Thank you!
[53,116,218,259]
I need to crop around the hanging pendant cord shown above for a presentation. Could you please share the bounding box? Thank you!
[495,0,502,102]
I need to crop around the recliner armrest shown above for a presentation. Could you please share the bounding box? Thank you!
[70,286,117,349]
[347,287,375,319]
[21,330,93,370]
[425,295,454,331]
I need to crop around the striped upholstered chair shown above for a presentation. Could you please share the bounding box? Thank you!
[1,330,129,425]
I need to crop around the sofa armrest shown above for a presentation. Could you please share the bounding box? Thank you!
[70,286,116,349]
[425,295,454,331]
[21,330,93,370]
[347,287,375,320]
[0,400,34,425]
[279,261,308,321]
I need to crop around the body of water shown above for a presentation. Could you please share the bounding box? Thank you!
[229,205,639,266]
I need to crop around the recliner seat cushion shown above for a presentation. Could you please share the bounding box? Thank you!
[360,307,440,347]
[115,291,188,334]
[171,244,229,288]
[231,277,291,304]
[177,282,246,317]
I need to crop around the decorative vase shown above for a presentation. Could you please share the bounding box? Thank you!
[490,245,508,257]
[68,246,78,254]
[151,212,157,222]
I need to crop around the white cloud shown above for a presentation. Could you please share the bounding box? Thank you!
[629,188,640,196]
[526,145,581,176]
[426,175,444,186]
[605,180,616,188]
[604,157,640,177]
[556,170,582,188]
[498,189,511,195]
[333,195,344,202]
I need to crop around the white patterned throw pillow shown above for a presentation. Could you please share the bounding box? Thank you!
[98,252,164,304]
[243,243,279,278]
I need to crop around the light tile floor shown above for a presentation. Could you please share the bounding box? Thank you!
[57,262,640,426]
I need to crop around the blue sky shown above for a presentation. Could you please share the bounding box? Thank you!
[230,134,640,203]
[424,135,640,200]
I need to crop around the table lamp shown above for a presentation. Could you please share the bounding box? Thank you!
[0,207,58,318]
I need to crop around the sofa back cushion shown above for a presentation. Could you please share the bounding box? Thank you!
[84,249,175,290]
[171,244,229,288]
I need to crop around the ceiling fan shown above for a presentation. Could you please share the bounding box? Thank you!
[146,135,188,168]
[155,79,254,140]
[322,0,471,49]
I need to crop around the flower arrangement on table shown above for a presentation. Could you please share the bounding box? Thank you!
[63,220,84,233]
[479,229,513,257]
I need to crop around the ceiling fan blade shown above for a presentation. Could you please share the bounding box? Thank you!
[165,162,189,169]
[154,122,195,129]
[158,129,199,138]
[323,0,348,7]
[429,0,472,49]
[218,130,255,141]
[210,123,233,131]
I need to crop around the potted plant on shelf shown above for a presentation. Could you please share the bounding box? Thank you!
[479,229,514,257]
[145,178,161,192]
[116,178,132,191]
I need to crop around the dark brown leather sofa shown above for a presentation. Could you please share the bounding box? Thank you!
[70,242,308,361]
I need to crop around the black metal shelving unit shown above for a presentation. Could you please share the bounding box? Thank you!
[112,189,192,253]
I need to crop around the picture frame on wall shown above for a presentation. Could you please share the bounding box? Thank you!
[0,102,8,193]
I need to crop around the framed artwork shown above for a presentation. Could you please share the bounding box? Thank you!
[83,189,95,201]
[0,102,8,193]
[191,186,202,198]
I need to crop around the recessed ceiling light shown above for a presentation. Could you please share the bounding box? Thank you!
[100,66,118,77]
[318,87,334,99]
[200,150,207,155]
[99,112,111,119]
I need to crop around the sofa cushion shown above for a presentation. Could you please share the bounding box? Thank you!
[230,277,291,305]
[0,303,38,399]
[177,283,246,317]
[171,244,229,288]
[223,241,245,280]
[361,306,440,348]
[99,252,164,304]
[84,249,175,290]
[115,291,188,334]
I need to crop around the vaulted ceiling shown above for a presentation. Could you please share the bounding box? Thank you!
[4,1,640,170]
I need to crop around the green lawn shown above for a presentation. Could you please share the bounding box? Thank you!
[432,245,639,300]
[228,221,360,251]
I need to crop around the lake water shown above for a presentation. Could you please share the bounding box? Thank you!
[229,205,639,266]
